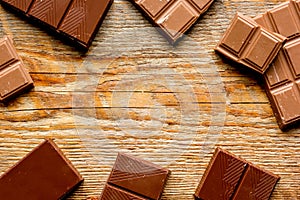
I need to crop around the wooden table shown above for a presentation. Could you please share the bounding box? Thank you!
[0,0,299,199]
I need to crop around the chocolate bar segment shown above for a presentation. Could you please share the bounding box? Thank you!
[0,139,83,200]
[59,0,113,46]
[231,164,280,200]
[0,0,113,49]
[101,153,169,200]
[0,36,33,103]
[101,184,147,200]
[215,12,285,74]
[28,0,72,28]
[194,148,247,200]
[254,0,300,40]
[195,148,280,200]
[130,0,215,44]
[1,0,32,12]
[264,37,300,129]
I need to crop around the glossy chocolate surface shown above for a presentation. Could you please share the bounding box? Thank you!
[0,36,33,103]
[0,139,83,200]
[130,0,215,44]
[0,0,113,49]
[101,153,169,200]
[215,12,285,74]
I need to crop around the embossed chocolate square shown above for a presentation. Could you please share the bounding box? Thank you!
[100,153,170,200]
[129,0,215,44]
[264,37,300,130]
[0,36,33,103]
[215,12,285,74]
[194,148,280,200]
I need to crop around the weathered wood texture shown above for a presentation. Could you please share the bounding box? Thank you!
[0,0,299,199]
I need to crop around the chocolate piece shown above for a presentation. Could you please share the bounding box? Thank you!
[0,0,113,49]
[0,36,33,103]
[194,147,280,200]
[231,164,280,200]
[264,37,300,130]
[129,0,215,44]
[100,153,169,200]
[101,184,147,200]
[254,0,300,40]
[0,139,83,200]
[194,148,247,200]
[215,12,285,74]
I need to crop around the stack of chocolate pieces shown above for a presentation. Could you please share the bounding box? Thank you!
[100,153,170,200]
[194,148,280,200]
[216,0,300,130]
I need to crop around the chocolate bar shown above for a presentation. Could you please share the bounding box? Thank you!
[254,0,300,40]
[0,0,113,49]
[0,36,33,103]
[0,139,84,199]
[264,38,300,130]
[215,12,285,74]
[100,153,169,200]
[129,0,215,44]
[194,148,280,200]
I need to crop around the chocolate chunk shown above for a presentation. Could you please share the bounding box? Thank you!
[0,139,84,200]
[129,0,215,44]
[194,148,280,200]
[264,37,300,130]
[254,0,300,40]
[101,153,169,200]
[0,36,33,103]
[0,0,113,49]
[215,12,285,74]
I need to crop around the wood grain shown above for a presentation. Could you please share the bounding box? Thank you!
[0,0,299,199]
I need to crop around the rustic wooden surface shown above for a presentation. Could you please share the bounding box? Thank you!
[0,0,299,199]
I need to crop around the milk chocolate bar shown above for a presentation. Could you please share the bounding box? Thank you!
[0,139,84,200]
[194,148,280,200]
[0,0,113,49]
[0,36,33,103]
[129,0,215,44]
[264,38,300,130]
[100,153,169,200]
[254,0,300,40]
[215,12,285,74]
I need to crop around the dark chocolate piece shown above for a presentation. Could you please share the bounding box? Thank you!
[0,36,33,103]
[194,148,247,200]
[215,12,285,74]
[0,0,113,49]
[0,139,83,200]
[231,164,280,200]
[129,0,215,44]
[101,184,147,200]
[194,147,280,200]
[100,153,169,200]
[254,0,300,40]
[264,37,300,130]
